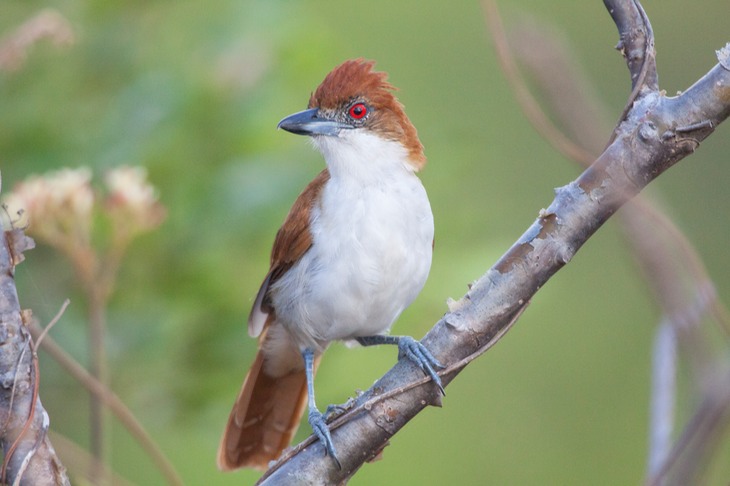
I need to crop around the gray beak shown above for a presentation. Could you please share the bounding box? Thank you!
[277,108,351,136]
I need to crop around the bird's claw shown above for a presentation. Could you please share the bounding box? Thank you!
[398,336,445,395]
[324,396,357,421]
[308,408,342,469]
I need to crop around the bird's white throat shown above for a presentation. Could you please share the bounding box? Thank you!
[270,131,434,352]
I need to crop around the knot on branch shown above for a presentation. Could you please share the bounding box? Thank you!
[4,230,34,267]
[717,43,730,71]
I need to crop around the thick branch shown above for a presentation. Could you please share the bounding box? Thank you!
[257,4,730,484]
[0,229,69,485]
[490,10,730,479]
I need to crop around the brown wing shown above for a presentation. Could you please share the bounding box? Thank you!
[221,169,331,470]
[248,169,330,337]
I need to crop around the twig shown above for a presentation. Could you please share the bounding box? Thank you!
[28,325,184,486]
[647,370,730,486]
[13,408,49,486]
[34,298,69,348]
[482,0,596,166]
[647,322,677,481]
[604,0,658,147]
[47,431,136,486]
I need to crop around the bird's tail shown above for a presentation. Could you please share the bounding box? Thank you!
[217,338,317,471]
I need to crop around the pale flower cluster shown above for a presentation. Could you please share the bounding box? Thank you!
[2,165,165,255]
[3,167,93,246]
[104,165,166,239]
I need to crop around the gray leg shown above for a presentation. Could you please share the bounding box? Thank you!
[303,348,341,469]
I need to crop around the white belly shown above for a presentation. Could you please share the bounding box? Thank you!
[269,170,433,352]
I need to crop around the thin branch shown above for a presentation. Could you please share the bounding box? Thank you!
[604,0,658,147]
[27,326,184,486]
[34,299,69,348]
[647,369,730,486]
[47,432,136,486]
[604,0,658,92]
[647,321,677,481]
[483,0,596,166]
[504,17,612,155]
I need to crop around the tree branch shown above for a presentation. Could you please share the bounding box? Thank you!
[0,228,70,485]
[490,8,730,480]
[604,0,658,146]
[257,1,730,483]
[604,0,658,93]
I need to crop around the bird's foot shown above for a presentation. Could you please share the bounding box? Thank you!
[308,408,341,469]
[324,396,357,421]
[397,336,445,395]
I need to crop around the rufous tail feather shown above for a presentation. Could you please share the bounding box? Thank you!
[217,347,319,471]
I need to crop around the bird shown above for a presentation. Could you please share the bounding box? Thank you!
[217,58,443,472]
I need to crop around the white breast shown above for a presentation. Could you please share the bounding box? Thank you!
[269,131,434,352]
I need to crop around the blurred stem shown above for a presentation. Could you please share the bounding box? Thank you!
[29,324,184,486]
[65,239,122,485]
[88,287,108,486]
[647,322,676,483]
[86,242,126,485]
[53,237,107,484]
[54,205,134,484]
[63,226,129,485]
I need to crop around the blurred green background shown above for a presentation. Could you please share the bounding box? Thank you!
[2,0,729,484]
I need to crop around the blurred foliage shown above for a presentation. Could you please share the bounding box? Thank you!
[1,0,729,484]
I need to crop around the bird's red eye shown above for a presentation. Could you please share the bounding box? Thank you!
[348,103,367,120]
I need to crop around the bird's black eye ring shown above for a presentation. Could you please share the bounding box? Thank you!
[348,102,368,120]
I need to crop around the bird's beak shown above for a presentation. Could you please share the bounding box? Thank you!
[277,108,351,137]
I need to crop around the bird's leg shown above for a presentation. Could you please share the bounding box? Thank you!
[356,335,445,395]
[303,348,341,469]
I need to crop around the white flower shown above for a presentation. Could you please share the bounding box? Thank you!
[3,167,93,243]
[104,165,165,236]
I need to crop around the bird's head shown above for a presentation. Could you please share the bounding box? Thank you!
[277,59,426,171]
